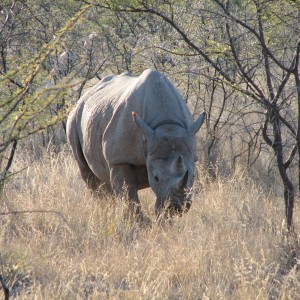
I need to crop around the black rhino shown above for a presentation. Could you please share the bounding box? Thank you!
[67,69,205,219]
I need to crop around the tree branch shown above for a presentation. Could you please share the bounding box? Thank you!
[256,2,275,100]
[4,139,17,174]
[284,145,297,170]
[213,0,295,73]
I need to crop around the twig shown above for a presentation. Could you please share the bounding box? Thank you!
[0,210,68,224]
[0,164,33,186]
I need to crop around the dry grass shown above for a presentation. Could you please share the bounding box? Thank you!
[1,147,300,299]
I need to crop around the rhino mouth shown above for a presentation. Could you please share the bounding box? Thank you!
[169,188,192,214]
[156,188,192,218]
[163,199,192,217]
[167,201,192,216]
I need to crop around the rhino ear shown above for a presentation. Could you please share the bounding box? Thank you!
[188,112,206,135]
[132,111,154,140]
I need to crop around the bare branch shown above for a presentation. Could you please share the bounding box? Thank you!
[225,23,266,102]
[262,113,273,147]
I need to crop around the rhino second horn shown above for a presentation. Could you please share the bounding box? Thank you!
[170,154,185,174]
[176,169,189,190]
[132,111,154,140]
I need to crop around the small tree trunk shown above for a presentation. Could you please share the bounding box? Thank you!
[272,111,295,231]
[284,186,295,231]
[0,272,10,300]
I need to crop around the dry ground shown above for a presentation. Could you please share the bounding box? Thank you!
[1,147,300,299]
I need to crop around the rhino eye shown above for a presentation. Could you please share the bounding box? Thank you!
[154,176,159,182]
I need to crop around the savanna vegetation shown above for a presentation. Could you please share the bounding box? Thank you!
[1,0,300,298]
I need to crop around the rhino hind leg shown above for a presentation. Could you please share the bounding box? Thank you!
[72,142,102,192]
[80,164,103,192]
[67,117,110,195]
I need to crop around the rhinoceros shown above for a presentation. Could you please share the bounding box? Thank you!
[67,69,205,219]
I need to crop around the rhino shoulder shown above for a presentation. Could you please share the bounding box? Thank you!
[139,69,164,82]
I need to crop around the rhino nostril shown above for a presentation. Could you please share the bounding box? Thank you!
[154,176,159,182]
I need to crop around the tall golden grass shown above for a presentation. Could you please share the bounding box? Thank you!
[1,147,299,299]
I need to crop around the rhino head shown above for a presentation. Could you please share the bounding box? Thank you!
[133,112,205,218]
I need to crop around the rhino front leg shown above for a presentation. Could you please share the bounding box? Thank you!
[110,164,142,215]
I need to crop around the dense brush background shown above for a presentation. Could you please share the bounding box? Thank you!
[1,0,300,299]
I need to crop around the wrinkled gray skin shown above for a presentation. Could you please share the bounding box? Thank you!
[67,69,205,218]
